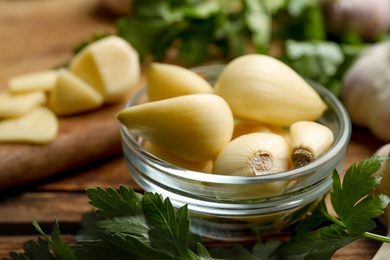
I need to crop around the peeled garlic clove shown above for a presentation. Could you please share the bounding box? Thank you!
[0,107,58,144]
[8,70,58,93]
[214,54,327,126]
[232,119,272,139]
[70,35,140,103]
[290,121,334,168]
[232,118,290,143]
[143,141,213,173]
[146,62,213,101]
[0,90,46,118]
[49,69,104,116]
[117,93,234,162]
[212,132,291,176]
[212,132,290,198]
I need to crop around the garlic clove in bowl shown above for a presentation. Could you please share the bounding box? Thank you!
[146,62,213,101]
[116,93,234,162]
[214,54,327,126]
[290,121,334,168]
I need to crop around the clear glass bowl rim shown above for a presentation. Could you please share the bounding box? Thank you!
[119,64,352,185]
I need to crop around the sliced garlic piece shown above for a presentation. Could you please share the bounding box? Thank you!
[0,106,58,144]
[49,69,104,116]
[212,132,291,176]
[8,70,58,93]
[0,90,46,118]
[146,62,213,101]
[117,93,234,162]
[214,54,327,126]
[143,141,213,173]
[70,35,140,103]
[290,121,334,168]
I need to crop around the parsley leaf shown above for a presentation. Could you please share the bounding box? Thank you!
[32,218,77,260]
[5,157,390,260]
[331,156,389,235]
[277,156,390,259]
[86,185,143,217]
[142,192,194,258]
[277,224,361,260]
[7,237,55,260]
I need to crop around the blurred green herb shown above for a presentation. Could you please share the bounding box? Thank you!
[4,157,390,260]
[71,0,376,96]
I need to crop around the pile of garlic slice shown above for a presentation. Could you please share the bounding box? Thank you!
[0,36,140,144]
[117,54,335,179]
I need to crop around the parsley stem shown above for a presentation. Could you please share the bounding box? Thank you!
[363,232,390,243]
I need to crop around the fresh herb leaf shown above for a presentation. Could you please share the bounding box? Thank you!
[32,218,76,260]
[277,156,390,259]
[97,216,149,241]
[243,0,271,54]
[331,156,389,235]
[277,224,361,260]
[292,199,332,233]
[283,40,344,94]
[252,239,282,259]
[142,192,194,258]
[116,0,277,64]
[6,237,55,260]
[6,158,390,259]
[86,185,143,217]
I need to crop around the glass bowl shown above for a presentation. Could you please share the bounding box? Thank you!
[119,64,351,242]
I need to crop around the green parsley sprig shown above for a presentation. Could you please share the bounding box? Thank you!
[4,156,390,260]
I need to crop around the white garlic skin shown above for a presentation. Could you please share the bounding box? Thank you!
[371,144,390,260]
[322,0,390,40]
[372,143,390,227]
[214,54,327,126]
[342,41,390,142]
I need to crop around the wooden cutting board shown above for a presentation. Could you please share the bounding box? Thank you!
[0,0,127,189]
[0,84,144,190]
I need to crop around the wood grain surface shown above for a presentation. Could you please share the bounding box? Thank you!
[0,0,142,189]
[0,1,388,259]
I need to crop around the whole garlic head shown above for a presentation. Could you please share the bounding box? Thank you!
[342,41,390,142]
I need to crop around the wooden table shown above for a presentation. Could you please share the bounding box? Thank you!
[0,1,387,258]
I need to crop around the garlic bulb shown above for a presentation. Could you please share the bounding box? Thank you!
[214,54,327,126]
[371,144,390,259]
[290,121,334,168]
[146,62,213,101]
[342,41,390,142]
[212,132,290,176]
[116,93,234,162]
[322,0,390,40]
